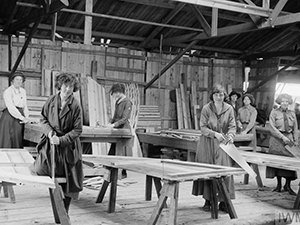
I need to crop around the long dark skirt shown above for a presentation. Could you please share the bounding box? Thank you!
[266,134,297,180]
[0,108,24,148]
[192,136,235,201]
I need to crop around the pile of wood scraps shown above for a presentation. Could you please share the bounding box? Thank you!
[176,81,200,130]
[159,129,201,141]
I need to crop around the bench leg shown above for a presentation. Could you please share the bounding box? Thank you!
[148,181,177,225]
[293,185,300,209]
[217,177,237,219]
[1,182,16,203]
[96,180,109,203]
[209,179,218,219]
[145,175,153,201]
[49,181,71,225]
[243,164,263,188]
[167,182,179,225]
[108,168,118,213]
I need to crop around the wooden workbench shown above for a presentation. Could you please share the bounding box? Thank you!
[83,155,245,225]
[136,130,254,161]
[240,150,300,210]
[24,123,133,155]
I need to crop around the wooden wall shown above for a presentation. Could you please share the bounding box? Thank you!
[146,53,243,128]
[248,58,279,117]
[0,35,244,128]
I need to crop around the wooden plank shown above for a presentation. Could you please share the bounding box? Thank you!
[180,84,188,128]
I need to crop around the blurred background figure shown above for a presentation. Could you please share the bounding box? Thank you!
[237,93,257,134]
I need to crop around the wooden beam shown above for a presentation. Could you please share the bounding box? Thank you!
[211,7,218,37]
[189,5,211,36]
[269,0,288,27]
[139,3,186,48]
[243,50,300,60]
[172,43,243,55]
[260,12,300,28]
[145,39,199,89]
[84,0,93,45]
[10,16,43,78]
[238,0,260,24]
[3,1,18,31]
[37,23,145,42]
[61,8,203,32]
[51,13,58,42]
[247,55,300,93]
[169,0,271,17]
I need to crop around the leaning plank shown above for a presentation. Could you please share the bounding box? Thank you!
[179,84,188,129]
[0,171,55,188]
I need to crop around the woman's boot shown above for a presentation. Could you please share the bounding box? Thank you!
[202,199,211,212]
[272,176,282,192]
[283,179,296,195]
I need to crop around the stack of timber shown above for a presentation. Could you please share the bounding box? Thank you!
[27,95,48,121]
[176,81,200,129]
[80,76,110,155]
[125,83,140,130]
[137,105,161,132]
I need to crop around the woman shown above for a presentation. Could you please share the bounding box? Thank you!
[106,83,133,178]
[237,93,257,134]
[32,73,83,213]
[0,71,29,148]
[107,83,132,131]
[192,84,236,212]
[266,93,298,195]
[228,90,241,118]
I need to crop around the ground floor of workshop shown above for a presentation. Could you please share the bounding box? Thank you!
[1,169,299,225]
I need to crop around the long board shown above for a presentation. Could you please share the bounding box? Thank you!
[219,143,256,179]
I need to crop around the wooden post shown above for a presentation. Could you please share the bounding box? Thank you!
[84,0,93,45]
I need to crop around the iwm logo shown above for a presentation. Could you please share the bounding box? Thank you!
[275,210,300,224]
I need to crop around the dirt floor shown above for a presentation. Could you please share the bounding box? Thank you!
[1,167,300,225]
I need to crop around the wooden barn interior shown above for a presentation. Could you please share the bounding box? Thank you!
[1,0,300,224]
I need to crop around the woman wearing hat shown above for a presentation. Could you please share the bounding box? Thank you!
[266,93,298,195]
[0,72,29,148]
[192,84,236,213]
[229,90,241,118]
[237,93,257,134]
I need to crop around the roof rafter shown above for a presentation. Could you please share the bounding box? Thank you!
[169,0,271,17]
[139,3,186,48]
[121,0,251,23]
[189,5,211,36]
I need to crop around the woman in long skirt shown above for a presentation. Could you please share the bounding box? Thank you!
[192,84,236,212]
[0,71,29,148]
[266,93,298,195]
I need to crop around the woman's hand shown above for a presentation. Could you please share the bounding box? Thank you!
[282,136,292,146]
[240,130,247,135]
[106,123,114,128]
[214,132,225,142]
[20,117,29,124]
[50,135,60,145]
